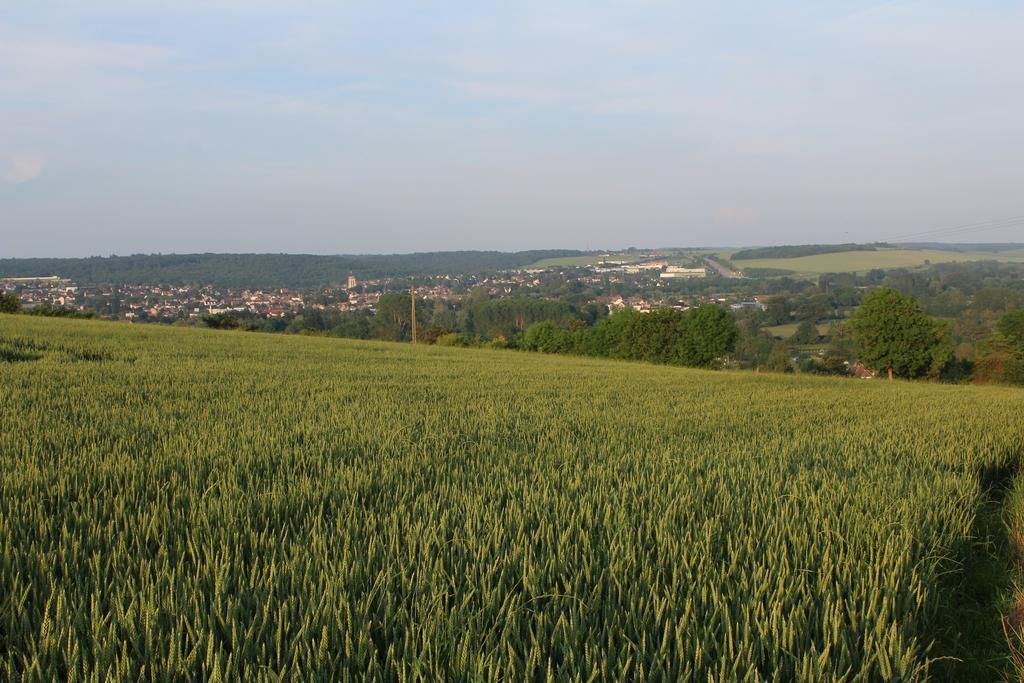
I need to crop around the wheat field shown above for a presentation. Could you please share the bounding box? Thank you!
[1,315,1022,681]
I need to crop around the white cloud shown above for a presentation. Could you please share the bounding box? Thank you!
[2,154,47,183]
[0,34,171,75]
[714,207,759,225]
[0,31,173,109]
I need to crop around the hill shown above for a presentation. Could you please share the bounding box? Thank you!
[731,243,888,260]
[730,247,1024,278]
[0,250,586,288]
[899,242,1024,253]
[1,315,1023,679]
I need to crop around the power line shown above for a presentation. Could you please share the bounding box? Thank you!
[882,215,1024,243]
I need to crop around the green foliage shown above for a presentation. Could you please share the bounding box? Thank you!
[433,331,461,346]
[675,304,740,367]
[741,267,796,278]
[520,321,573,354]
[732,319,775,368]
[732,243,887,260]
[0,316,1022,679]
[374,292,415,341]
[0,251,587,288]
[764,342,792,373]
[974,309,1024,385]
[998,309,1024,347]
[202,312,242,330]
[849,288,953,379]
[24,305,97,319]
[570,305,738,368]
[789,320,820,345]
[0,292,19,314]
[459,297,581,339]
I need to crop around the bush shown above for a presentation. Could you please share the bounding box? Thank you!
[435,333,461,347]
[0,292,20,314]
[26,305,96,319]
[521,321,573,354]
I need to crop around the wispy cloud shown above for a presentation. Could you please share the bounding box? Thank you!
[714,207,759,225]
[2,153,47,183]
[0,32,171,76]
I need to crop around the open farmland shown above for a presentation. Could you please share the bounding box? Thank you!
[763,321,837,340]
[730,248,1024,278]
[2,315,1023,680]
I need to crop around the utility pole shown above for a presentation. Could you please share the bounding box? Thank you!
[410,287,417,343]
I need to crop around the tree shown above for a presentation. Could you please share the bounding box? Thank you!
[793,294,830,322]
[676,305,740,368]
[790,320,819,345]
[997,309,1024,346]
[762,297,790,326]
[203,312,241,329]
[0,292,20,314]
[973,309,1024,385]
[733,319,774,368]
[848,288,952,380]
[764,342,792,373]
[374,292,427,341]
[521,321,573,354]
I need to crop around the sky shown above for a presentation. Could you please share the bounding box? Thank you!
[2,1,1023,257]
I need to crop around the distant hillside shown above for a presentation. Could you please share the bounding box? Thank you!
[0,250,587,288]
[732,243,890,260]
[897,242,1024,253]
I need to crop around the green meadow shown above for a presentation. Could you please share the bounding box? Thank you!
[730,248,1024,278]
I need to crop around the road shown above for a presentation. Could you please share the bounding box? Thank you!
[703,256,744,278]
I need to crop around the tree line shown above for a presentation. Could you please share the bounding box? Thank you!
[731,243,889,260]
[519,305,739,368]
[0,250,586,289]
[5,277,1023,385]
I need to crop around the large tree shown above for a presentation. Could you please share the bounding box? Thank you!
[676,304,740,368]
[848,288,952,380]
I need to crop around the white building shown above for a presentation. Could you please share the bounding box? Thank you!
[659,267,706,279]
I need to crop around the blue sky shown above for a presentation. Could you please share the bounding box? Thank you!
[2,1,1023,256]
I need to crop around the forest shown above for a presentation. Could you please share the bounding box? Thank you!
[731,243,889,260]
[0,250,587,288]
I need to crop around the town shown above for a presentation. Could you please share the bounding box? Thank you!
[0,252,764,325]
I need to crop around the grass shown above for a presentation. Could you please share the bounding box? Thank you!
[532,247,1024,274]
[764,321,838,339]
[526,254,604,268]
[733,248,1024,278]
[1001,475,1024,679]
[2,314,1024,680]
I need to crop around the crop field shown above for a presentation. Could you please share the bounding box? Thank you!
[763,321,838,339]
[2,315,1024,680]
[729,248,1024,278]
[527,254,605,268]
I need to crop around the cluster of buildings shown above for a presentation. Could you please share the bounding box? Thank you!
[2,254,750,324]
[0,276,79,307]
[591,259,708,279]
[0,274,480,322]
[1,277,344,321]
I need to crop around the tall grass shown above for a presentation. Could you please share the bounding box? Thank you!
[1,315,1023,680]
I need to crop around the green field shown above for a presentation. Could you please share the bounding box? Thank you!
[2,315,1023,680]
[526,254,605,268]
[732,248,1024,277]
[764,321,838,339]
[533,247,1024,274]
